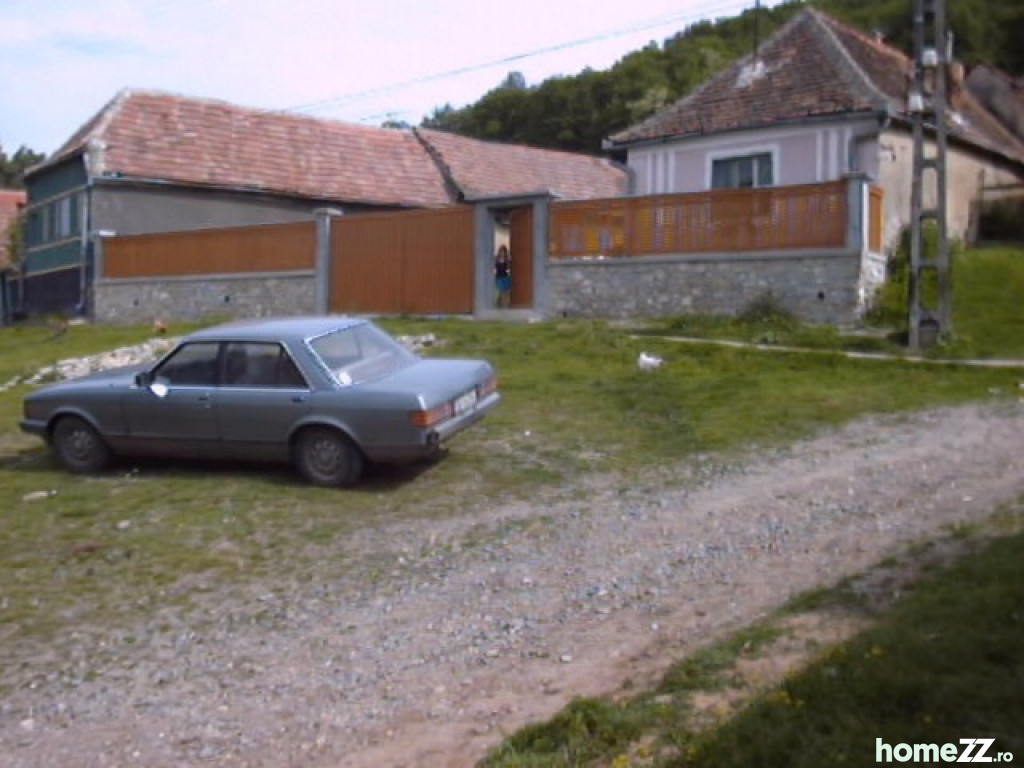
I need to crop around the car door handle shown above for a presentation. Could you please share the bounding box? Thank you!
[291,394,308,403]
[197,392,212,404]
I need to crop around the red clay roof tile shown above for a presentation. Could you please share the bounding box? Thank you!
[416,128,627,201]
[39,90,627,208]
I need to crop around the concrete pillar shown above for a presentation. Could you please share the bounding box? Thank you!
[92,233,106,283]
[844,172,869,252]
[90,229,116,319]
[314,208,343,315]
[531,197,550,316]
[474,204,496,316]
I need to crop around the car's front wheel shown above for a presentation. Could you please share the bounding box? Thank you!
[52,416,113,473]
[294,427,365,487]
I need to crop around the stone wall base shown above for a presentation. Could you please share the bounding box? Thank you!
[94,272,316,325]
[546,251,864,325]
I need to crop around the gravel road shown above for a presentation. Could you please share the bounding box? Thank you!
[2,399,1022,768]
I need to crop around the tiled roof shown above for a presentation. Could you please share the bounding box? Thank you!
[609,9,1024,166]
[416,128,627,201]
[37,89,626,208]
[966,66,1024,146]
[0,189,27,271]
[46,90,452,208]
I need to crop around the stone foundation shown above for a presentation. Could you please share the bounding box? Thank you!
[94,272,316,324]
[546,250,864,325]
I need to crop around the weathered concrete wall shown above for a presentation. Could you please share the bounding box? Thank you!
[546,250,863,325]
[90,182,388,237]
[876,130,1024,246]
[94,271,316,324]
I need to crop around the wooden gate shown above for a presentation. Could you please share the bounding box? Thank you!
[330,206,475,314]
[509,206,534,308]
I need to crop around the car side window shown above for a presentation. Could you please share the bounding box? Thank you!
[222,342,308,389]
[155,343,220,387]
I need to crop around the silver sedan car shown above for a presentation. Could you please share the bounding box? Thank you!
[21,316,500,487]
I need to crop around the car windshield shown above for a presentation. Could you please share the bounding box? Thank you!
[308,322,418,387]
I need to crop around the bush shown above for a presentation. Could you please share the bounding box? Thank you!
[867,223,962,329]
[978,196,1024,242]
[737,292,797,327]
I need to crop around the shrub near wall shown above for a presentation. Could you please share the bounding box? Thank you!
[978,197,1024,242]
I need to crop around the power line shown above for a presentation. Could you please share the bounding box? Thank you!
[285,0,757,116]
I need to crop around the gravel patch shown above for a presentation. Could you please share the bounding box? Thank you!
[1,400,1022,767]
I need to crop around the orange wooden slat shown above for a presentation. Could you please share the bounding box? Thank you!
[102,221,316,278]
[330,206,475,315]
[550,182,848,259]
[869,186,885,252]
[509,206,534,308]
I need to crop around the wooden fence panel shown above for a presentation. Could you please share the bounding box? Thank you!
[869,186,884,252]
[103,221,316,278]
[509,206,534,308]
[550,181,848,259]
[331,206,475,315]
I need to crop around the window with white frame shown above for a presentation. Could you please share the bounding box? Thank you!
[711,152,774,189]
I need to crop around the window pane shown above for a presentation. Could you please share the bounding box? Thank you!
[712,153,774,190]
[276,352,307,389]
[156,343,220,387]
[711,160,731,189]
[68,195,79,235]
[737,157,755,188]
[310,323,416,387]
[222,342,308,388]
[56,198,71,238]
[756,154,773,186]
[28,212,42,243]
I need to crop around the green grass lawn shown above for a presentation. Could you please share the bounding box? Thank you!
[672,526,1024,768]
[647,245,1024,360]
[0,245,1021,709]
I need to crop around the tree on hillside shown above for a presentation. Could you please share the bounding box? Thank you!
[498,71,528,91]
[1,146,45,189]
[418,0,1024,154]
[5,209,26,270]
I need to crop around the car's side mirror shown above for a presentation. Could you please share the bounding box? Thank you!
[135,371,168,398]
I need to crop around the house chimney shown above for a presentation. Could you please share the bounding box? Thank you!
[85,139,107,177]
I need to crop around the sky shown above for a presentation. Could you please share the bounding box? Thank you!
[1,0,780,156]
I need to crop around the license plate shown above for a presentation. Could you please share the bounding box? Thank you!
[453,389,478,415]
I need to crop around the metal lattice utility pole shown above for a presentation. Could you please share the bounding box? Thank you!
[907,0,952,350]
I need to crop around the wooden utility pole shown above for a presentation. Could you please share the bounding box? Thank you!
[907,0,952,350]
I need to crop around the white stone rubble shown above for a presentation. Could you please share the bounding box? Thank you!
[2,338,180,392]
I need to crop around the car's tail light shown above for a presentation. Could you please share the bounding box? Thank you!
[409,402,453,428]
[478,375,498,398]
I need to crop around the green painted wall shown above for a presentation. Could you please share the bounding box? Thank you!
[23,241,81,276]
[26,155,87,202]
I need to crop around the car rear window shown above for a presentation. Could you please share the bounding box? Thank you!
[308,323,416,386]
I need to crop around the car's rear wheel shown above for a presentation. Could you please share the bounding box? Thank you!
[52,416,112,473]
[294,427,365,487]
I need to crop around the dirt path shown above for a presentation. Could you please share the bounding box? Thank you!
[2,400,1023,768]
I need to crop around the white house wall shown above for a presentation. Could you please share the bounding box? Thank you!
[627,119,880,195]
[875,129,1024,246]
